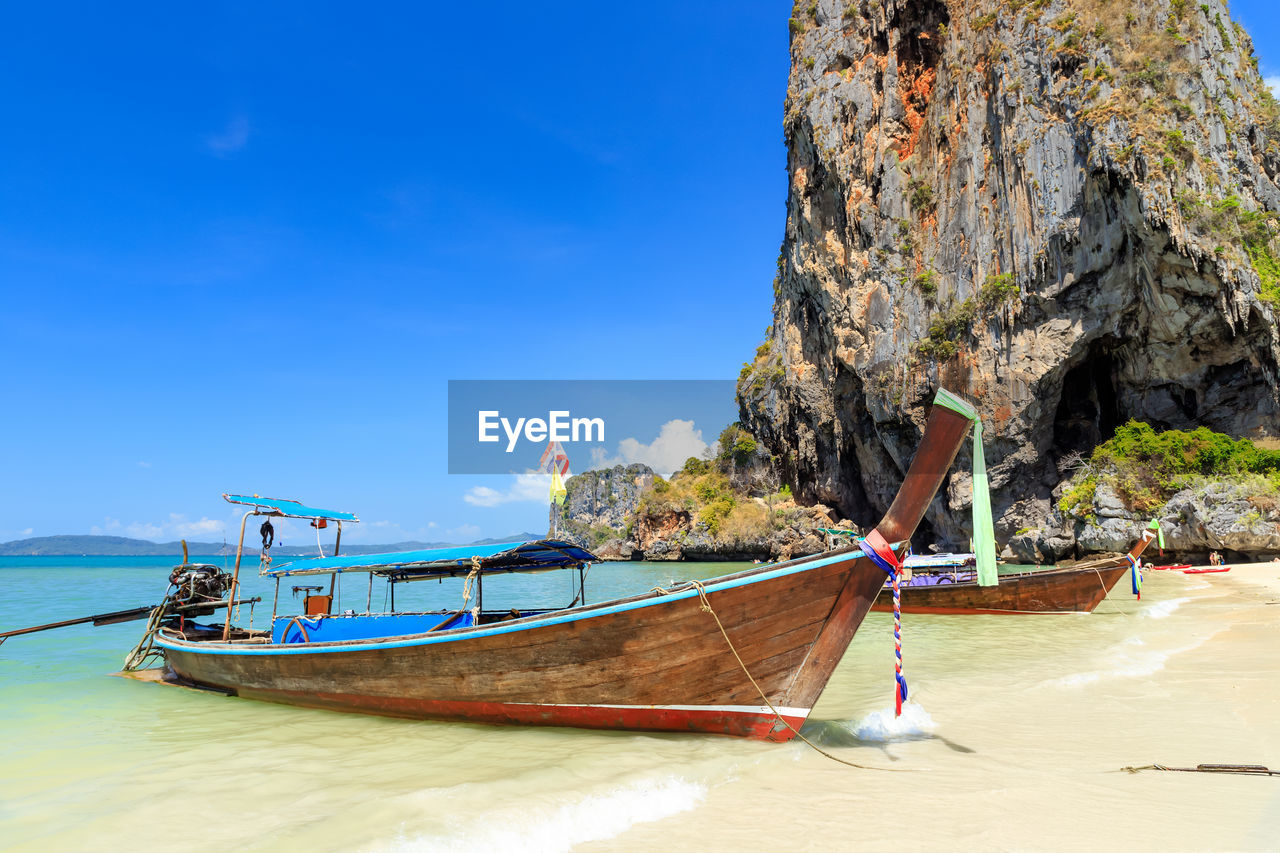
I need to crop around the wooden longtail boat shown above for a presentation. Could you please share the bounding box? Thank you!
[869,535,1157,615]
[132,388,981,741]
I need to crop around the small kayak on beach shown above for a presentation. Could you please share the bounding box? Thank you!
[1183,567,1231,574]
[1150,564,1192,571]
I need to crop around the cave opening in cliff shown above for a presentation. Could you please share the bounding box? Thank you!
[1052,350,1121,464]
[894,0,950,69]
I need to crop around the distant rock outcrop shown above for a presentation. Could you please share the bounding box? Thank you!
[1011,421,1280,560]
[554,453,850,561]
[554,464,655,557]
[739,0,1280,553]
[1013,479,1280,562]
[632,497,838,562]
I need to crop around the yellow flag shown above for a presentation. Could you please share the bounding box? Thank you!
[550,467,567,506]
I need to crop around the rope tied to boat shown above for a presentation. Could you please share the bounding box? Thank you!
[121,593,175,671]
[860,529,907,718]
[649,579,903,772]
[460,556,482,613]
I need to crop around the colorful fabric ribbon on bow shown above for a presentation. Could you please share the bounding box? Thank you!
[862,529,908,716]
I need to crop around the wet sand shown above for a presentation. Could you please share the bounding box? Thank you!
[591,560,1280,852]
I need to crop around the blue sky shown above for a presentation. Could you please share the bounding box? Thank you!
[1,2,1276,547]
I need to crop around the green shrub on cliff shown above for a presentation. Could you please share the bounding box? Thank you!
[1096,420,1280,479]
[916,297,976,359]
[1058,420,1280,518]
[916,273,1023,360]
[717,423,759,465]
[978,272,1019,308]
[634,448,786,542]
[1058,474,1099,520]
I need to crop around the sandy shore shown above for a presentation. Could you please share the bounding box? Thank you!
[1203,557,1280,588]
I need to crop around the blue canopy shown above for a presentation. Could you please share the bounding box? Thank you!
[223,494,358,522]
[264,539,598,579]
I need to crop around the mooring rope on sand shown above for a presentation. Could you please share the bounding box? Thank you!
[1122,763,1280,776]
[650,579,905,772]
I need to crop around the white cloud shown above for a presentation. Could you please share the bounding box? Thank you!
[588,419,709,478]
[169,515,225,538]
[137,461,151,468]
[463,473,553,507]
[90,513,227,542]
[349,519,441,543]
[207,116,251,156]
[446,523,482,541]
[126,522,165,540]
[1267,75,1280,97]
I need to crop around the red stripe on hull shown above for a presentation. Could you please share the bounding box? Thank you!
[236,686,806,741]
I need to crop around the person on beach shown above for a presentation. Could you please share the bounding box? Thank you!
[1209,551,1221,566]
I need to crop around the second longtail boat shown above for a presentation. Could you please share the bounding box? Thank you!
[868,542,1155,615]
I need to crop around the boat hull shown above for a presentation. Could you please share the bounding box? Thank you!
[159,548,889,741]
[870,565,1130,614]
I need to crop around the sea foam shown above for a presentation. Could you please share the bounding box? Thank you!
[1040,629,1223,689]
[391,775,706,852]
[1141,597,1190,619]
[847,702,937,742]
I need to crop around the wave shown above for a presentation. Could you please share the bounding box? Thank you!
[388,775,706,852]
[1141,597,1190,619]
[1040,629,1223,689]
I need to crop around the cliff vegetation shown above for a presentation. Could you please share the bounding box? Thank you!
[1019,421,1280,559]
[555,426,848,560]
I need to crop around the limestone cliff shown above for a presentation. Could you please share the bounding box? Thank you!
[740,0,1280,550]
[555,464,656,555]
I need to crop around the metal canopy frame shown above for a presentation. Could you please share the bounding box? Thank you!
[220,493,360,641]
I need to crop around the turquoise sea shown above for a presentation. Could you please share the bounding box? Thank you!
[2,556,1279,851]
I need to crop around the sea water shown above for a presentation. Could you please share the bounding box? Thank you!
[2,556,1278,851]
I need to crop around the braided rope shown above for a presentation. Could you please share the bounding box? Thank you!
[461,556,482,611]
[1125,553,1143,600]
[892,568,906,716]
[860,529,907,717]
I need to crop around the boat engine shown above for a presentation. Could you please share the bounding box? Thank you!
[169,564,233,609]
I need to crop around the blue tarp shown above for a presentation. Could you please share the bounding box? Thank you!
[264,539,598,578]
[223,494,358,521]
[272,611,475,643]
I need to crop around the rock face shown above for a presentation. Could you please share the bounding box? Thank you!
[633,499,839,562]
[555,464,656,556]
[740,0,1280,550]
[1012,480,1280,562]
[554,460,845,562]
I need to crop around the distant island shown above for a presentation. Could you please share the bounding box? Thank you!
[0,533,544,557]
